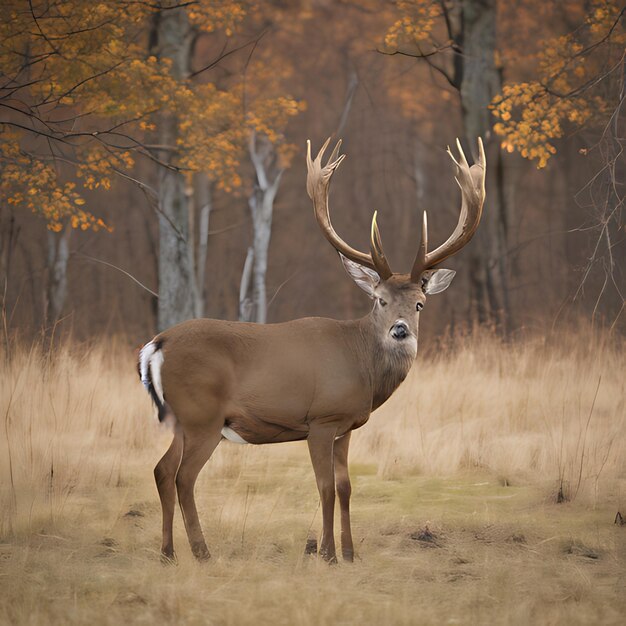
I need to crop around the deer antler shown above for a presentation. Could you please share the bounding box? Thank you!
[411,138,486,282]
[306,138,393,279]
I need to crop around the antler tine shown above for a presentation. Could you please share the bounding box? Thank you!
[306,137,393,278]
[410,211,428,282]
[411,137,486,281]
[370,212,393,279]
[329,138,343,163]
[473,135,487,188]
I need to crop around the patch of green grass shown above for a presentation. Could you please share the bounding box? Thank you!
[349,462,378,476]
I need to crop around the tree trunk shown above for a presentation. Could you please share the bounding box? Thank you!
[155,6,196,331]
[239,132,283,324]
[44,226,71,328]
[194,174,212,317]
[239,246,254,322]
[0,208,18,312]
[250,190,272,324]
[460,0,511,332]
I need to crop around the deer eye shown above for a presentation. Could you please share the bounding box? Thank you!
[378,298,387,307]
[416,302,424,311]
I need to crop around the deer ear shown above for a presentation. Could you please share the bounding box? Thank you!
[340,253,380,297]
[422,269,456,295]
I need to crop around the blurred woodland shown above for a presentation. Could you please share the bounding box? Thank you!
[0,0,624,344]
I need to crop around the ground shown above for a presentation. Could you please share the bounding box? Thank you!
[1,330,624,624]
[2,447,625,625]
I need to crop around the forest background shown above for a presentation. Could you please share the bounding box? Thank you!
[1,0,624,344]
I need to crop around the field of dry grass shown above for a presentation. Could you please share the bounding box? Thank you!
[1,328,625,625]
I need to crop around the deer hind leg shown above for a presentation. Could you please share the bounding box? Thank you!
[334,432,353,562]
[154,424,184,563]
[307,424,338,563]
[175,424,223,561]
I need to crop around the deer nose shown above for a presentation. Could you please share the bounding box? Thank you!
[390,321,409,340]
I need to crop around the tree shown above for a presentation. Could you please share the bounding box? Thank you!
[1,0,130,326]
[0,0,299,331]
[239,131,285,323]
[384,0,512,330]
[150,5,240,329]
[491,3,624,167]
[237,53,302,324]
[491,2,625,320]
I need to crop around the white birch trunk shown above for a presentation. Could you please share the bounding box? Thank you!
[239,131,283,324]
[44,226,71,327]
[194,175,212,318]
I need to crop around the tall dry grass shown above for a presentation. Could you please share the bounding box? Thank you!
[0,339,155,537]
[1,328,625,626]
[1,327,624,538]
[352,328,626,500]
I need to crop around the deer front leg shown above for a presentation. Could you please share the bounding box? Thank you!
[333,432,353,562]
[307,423,338,563]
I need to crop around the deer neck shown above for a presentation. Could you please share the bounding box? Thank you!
[358,313,417,411]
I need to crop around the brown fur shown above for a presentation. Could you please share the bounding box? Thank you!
[158,304,419,443]
[149,278,425,563]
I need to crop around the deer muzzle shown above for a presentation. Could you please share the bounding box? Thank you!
[390,320,410,341]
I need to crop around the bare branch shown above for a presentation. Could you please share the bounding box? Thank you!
[73,253,158,298]
[376,42,457,88]
[190,29,268,78]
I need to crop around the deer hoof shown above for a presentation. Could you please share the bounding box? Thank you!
[319,549,338,564]
[160,549,177,566]
[304,538,318,555]
[191,542,211,561]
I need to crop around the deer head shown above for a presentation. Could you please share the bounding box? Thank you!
[306,137,486,346]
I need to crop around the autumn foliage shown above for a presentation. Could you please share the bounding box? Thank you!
[0,1,299,230]
[492,1,625,167]
[384,1,624,168]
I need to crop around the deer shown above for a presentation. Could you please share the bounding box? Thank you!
[138,136,486,564]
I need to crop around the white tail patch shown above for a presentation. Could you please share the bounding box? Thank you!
[139,340,165,404]
[139,342,156,389]
[150,350,164,404]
